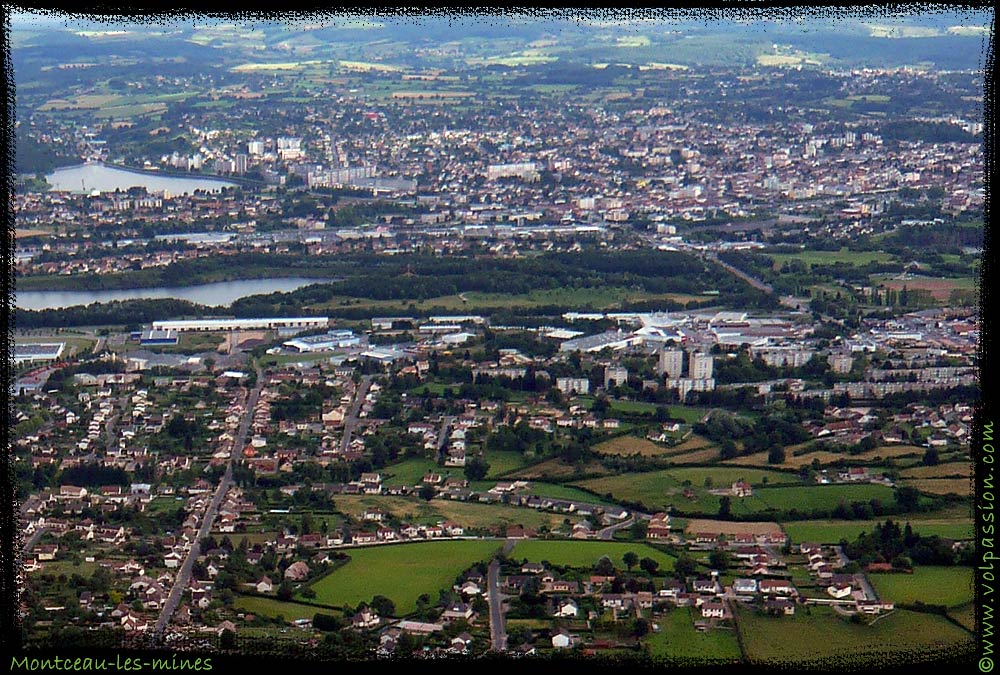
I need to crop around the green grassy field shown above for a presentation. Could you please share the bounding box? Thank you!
[522,482,616,505]
[510,540,675,571]
[781,518,974,544]
[769,248,892,270]
[303,540,500,614]
[483,450,535,477]
[574,471,891,516]
[666,406,714,424]
[316,286,705,316]
[949,602,976,632]
[382,458,461,487]
[234,595,327,622]
[666,467,801,487]
[407,382,465,396]
[644,607,742,662]
[869,567,974,607]
[737,605,973,664]
[592,436,673,457]
[753,484,898,512]
[332,494,571,531]
[609,400,659,416]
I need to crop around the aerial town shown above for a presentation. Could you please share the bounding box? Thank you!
[9,10,984,669]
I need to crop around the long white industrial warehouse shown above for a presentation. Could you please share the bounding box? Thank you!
[152,317,329,332]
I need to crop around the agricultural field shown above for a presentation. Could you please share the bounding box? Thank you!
[876,275,976,302]
[574,469,890,516]
[869,566,973,608]
[665,467,801,487]
[234,595,325,622]
[510,540,675,571]
[902,478,972,496]
[332,494,570,531]
[725,444,925,469]
[509,457,613,481]
[898,463,971,479]
[949,602,976,632]
[753,484,898,512]
[666,447,723,465]
[521,482,615,506]
[302,540,500,614]
[670,434,717,452]
[592,436,672,457]
[781,517,973,544]
[737,605,974,664]
[643,607,742,662]
[769,248,892,270]
[682,519,784,537]
[483,450,535,477]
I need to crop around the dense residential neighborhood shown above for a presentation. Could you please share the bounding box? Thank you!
[9,9,983,669]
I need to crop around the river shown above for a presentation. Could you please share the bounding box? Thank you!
[46,162,238,195]
[16,277,330,311]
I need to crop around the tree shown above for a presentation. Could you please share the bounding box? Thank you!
[464,457,490,481]
[718,495,732,519]
[592,395,611,419]
[922,447,940,466]
[418,484,436,501]
[623,551,639,571]
[313,613,343,631]
[276,581,294,601]
[370,595,396,617]
[674,553,697,579]
[895,486,921,512]
[768,446,786,464]
[719,439,738,460]
[220,628,236,649]
[639,557,659,575]
[709,550,731,570]
[594,556,616,576]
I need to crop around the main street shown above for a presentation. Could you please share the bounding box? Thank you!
[153,366,263,639]
[435,415,454,462]
[340,375,374,453]
[487,539,516,652]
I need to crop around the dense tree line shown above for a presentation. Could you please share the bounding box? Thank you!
[841,519,973,568]
[17,298,206,329]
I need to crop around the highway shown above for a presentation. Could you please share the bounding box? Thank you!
[153,367,263,639]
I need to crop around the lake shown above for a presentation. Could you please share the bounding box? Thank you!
[46,162,238,195]
[16,278,330,311]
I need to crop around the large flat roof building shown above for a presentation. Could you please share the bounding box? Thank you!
[152,317,329,332]
[283,329,360,353]
[15,343,65,365]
